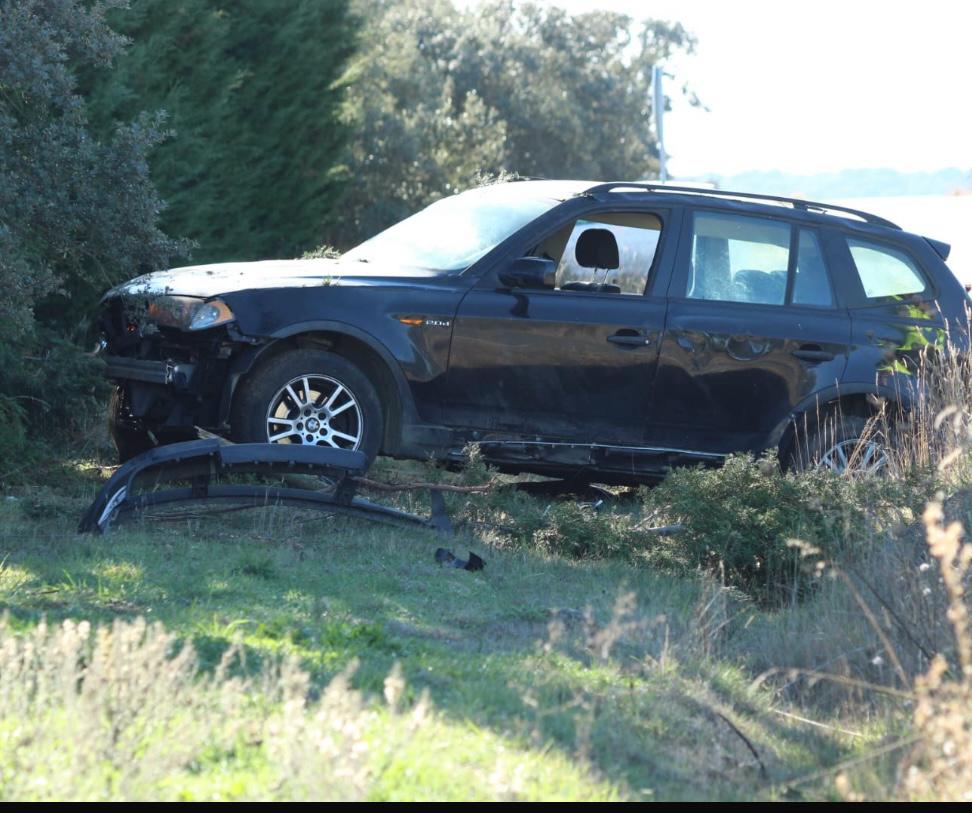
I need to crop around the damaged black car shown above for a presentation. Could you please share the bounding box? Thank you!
[99,180,968,482]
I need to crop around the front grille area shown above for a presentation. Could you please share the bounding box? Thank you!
[100,295,242,432]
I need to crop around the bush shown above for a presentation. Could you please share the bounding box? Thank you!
[87,0,356,264]
[0,0,188,337]
[645,455,862,601]
[448,445,924,605]
[0,330,110,455]
[0,397,28,478]
[642,454,905,605]
[532,501,632,560]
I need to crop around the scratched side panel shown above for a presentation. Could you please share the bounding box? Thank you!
[650,300,851,454]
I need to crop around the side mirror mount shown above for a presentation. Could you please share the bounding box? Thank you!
[498,257,556,290]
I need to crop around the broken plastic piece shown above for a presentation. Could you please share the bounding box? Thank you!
[434,548,486,571]
[79,439,452,535]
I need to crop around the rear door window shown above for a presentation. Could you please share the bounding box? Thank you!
[685,211,834,307]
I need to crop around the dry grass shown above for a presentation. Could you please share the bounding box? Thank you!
[860,338,972,484]
[0,616,374,800]
[0,613,621,801]
[772,338,972,800]
[896,500,972,800]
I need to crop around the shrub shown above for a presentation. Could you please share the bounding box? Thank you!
[87,0,356,264]
[0,397,28,478]
[0,0,187,337]
[0,329,111,464]
[532,501,632,560]
[641,454,889,605]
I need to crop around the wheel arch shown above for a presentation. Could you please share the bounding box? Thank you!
[223,322,416,455]
[770,382,914,463]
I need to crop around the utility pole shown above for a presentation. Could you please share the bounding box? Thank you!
[652,64,667,183]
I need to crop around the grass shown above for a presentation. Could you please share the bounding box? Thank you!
[0,465,886,801]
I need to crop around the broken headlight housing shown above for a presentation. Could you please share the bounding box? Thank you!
[145,296,236,331]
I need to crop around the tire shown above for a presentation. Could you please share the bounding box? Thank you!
[230,348,383,466]
[108,386,155,463]
[785,412,889,475]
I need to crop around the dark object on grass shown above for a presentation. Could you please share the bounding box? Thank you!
[435,548,485,571]
[513,478,619,502]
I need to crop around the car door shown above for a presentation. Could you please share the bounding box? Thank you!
[649,208,851,454]
[436,207,680,445]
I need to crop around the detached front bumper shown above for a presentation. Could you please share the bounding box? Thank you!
[104,355,197,389]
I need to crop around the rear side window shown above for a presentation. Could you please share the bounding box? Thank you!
[847,239,926,300]
[686,212,834,307]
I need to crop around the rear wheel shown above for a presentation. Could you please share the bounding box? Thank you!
[786,412,889,475]
[231,349,383,465]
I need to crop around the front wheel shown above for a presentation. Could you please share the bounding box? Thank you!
[231,349,384,466]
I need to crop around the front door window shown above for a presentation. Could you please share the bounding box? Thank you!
[531,212,662,295]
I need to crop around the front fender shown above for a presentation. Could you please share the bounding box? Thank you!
[217,320,419,430]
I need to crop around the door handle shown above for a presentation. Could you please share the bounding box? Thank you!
[792,345,835,362]
[608,331,652,347]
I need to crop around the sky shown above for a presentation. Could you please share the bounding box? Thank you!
[475,0,972,179]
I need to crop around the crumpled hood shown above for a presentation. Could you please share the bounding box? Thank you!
[107,257,439,299]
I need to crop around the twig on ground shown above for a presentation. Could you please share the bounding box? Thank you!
[353,476,495,494]
[770,708,863,738]
[752,667,915,700]
[634,523,683,535]
[707,707,769,781]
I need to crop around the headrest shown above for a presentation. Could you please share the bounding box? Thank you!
[575,228,620,270]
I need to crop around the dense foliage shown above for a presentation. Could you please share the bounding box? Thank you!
[86,0,356,264]
[88,0,695,256]
[0,0,190,466]
[0,0,187,336]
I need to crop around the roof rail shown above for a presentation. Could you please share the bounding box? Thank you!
[581,182,901,230]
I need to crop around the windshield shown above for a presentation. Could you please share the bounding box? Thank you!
[343,185,563,273]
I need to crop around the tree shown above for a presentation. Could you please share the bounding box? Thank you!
[87,0,357,264]
[0,0,186,337]
[338,0,696,246]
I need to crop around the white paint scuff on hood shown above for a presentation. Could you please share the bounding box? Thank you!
[109,257,441,299]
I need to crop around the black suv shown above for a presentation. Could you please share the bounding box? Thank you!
[99,180,968,481]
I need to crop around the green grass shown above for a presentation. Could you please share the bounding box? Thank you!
[0,463,906,801]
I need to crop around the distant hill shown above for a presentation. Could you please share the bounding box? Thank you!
[690,168,972,199]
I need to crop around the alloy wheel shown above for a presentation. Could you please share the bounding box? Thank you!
[265,374,363,449]
[819,438,888,475]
